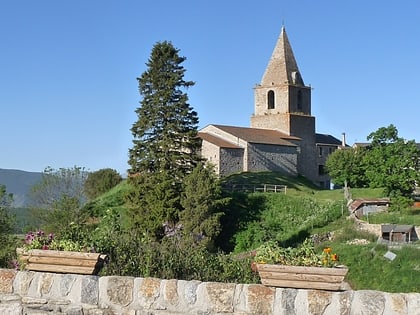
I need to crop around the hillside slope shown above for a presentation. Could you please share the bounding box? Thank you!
[0,168,42,207]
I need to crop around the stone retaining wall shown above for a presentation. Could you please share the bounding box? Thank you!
[1,269,419,314]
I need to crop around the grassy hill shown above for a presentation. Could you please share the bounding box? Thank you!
[220,172,420,292]
[16,172,420,292]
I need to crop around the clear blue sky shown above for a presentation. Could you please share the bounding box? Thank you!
[1,1,419,175]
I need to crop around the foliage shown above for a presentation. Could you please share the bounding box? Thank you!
[98,226,259,284]
[325,147,367,188]
[326,125,420,199]
[21,230,86,252]
[363,124,420,197]
[30,166,88,208]
[254,238,340,267]
[126,41,203,241]
[232,193,343,252]
[82,180,129,219]
[84,168,122,200]
[0,185,17,267]
[125,171,181,239]
[127,40,201,179]
[180,163,229,250]
[29,166,89,232]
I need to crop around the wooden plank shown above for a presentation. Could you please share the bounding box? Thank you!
[19,249,103,260]
[260,278,342,291]
[257,264,348,291]
[25,263,96,275]
[27,256,98,267]
[258,271,344,283]
[17,248,108,275]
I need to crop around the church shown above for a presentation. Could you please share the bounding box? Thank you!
[198,27,344,189]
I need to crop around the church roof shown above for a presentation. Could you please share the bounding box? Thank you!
[211,124,299,146]
[198,132,242,149]
[316,133,343,146]
[261,26,305,86]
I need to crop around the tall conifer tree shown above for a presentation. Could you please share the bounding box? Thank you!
[128,41,201,178]
[127,41,202,238]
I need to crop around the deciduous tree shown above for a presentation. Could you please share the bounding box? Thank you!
[363,124,420,197]
[84,168,122,200]
[325,147,367,189]
[29,166,89,233]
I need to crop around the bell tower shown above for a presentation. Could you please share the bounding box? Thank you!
[251,26,317,181]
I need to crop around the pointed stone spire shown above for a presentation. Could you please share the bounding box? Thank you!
[261,26,305,86]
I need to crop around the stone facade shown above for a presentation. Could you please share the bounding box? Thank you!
[247,143,297,175]
[199,125,299,177]
[1,269,419,315]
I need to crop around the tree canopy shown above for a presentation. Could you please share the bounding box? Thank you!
[364,124,420,197]
[325,146,367,188]
[29,166,89,232]
[84,168,122,200]
[326,124,420,198]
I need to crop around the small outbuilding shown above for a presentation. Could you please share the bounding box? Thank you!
[380,224,418,244]
[348,198,390,219]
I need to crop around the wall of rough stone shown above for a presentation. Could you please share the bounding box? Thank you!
[1,269,419,315]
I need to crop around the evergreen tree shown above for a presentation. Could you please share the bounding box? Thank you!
[126,171,180,239]
[128,41,201,178]
[180,163,229,251]
[126,41,202,238]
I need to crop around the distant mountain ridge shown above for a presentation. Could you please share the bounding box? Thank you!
[0,168,42,207]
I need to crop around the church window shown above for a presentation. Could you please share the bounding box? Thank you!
[318,165,325,175]
[319,147,323,157]
[267,90,275,109]
[297,90,302,111]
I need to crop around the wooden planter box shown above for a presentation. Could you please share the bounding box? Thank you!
[17,248,108,275]
[257,264,348,291]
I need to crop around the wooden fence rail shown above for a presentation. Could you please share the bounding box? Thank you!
[222,184,287,194]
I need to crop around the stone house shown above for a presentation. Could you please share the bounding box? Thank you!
[198,26,343,188]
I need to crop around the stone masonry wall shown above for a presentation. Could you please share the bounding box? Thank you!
[1,269,420,315]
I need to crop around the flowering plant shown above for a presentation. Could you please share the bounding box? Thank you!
[253,238,340,268]
[21,230,87,252]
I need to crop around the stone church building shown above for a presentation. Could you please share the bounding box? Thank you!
[198,27,344,188]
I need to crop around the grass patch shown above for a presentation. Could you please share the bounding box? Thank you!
[366,211,420,225]
[330,242,420,292]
